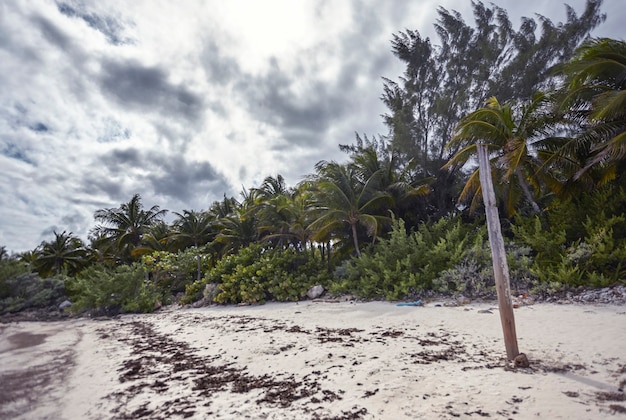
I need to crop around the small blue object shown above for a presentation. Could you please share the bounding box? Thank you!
[396,300,422,307]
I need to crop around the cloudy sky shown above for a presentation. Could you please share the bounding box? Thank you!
[0,0,622,253]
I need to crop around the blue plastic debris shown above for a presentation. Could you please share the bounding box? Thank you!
[396,300,422,307]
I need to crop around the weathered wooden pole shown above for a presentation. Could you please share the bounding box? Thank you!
[476,142,520,360]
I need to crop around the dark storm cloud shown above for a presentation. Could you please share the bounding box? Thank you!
[147,154,231,203]
[81,175,124,199]
[39,225,60,240]
[56,1,133,45]
[30,123,49,132]
[99,59,204,122]
[102,147,141,169]
[95,147,230,204]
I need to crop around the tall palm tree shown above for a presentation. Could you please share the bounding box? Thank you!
[444,93,557,216]
[171,210,215,249]
[34,231,88,277]
[170,210,215,280]
[131,221,175,257]
[92,194,167,263]
[88,232,118,267]
[309,161,393,257]
[205,195,239,257]
[349,145,431,218]
[558,38,626,184]
[251,175,288,246]
[212,189,260,256]
[214,211,259,256]
[253,174,289,199]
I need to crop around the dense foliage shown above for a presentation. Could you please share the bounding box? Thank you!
[332,217,482,299]
[2,1,625,316]
[184,244,331,304]
[65,264,160,314]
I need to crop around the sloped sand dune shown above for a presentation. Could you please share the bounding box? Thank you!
[1,301,625,419]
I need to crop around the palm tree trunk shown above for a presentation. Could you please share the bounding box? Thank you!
[515,169,542,214]
[351,223,361,257]
[194,241,202,281]
[327,241,332,270]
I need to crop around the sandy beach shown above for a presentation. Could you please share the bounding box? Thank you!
[1,301,625,419]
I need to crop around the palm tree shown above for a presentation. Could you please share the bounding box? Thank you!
[171,210,215,249]
[444,93,557,216]
[131,221,175,257]
[34,231,88,276]
[208,195,239,219]
[88,232,118,267]
[92,194,167,263]
[558,38,626,184]
[348,144,431,219]
[309,161,393,257]
[171,210,215,280]
[253,174,289,199]
[252,175,288,243]
[214,211,259,256]
[212,189,260,256]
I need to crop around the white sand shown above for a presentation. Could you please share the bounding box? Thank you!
[1,302,625,419]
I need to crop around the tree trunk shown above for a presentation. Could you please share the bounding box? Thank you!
[478,143,520,361]
[515,169,542,214]
[351,223,361,257]
[194,241,202,281]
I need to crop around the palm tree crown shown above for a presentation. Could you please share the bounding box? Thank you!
[92,194,167,262]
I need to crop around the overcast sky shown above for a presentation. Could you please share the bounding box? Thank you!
[0,0,622,253]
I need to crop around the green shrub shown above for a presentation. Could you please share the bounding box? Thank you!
[0,260,67,314]
[512,215,567,267]
[66,263,160,314]
[514,209,626,289]
[432,242,536,297]
[332,216,483,300]
[142,248,207,296]
[0,259,32,300]
[183,244,331,304]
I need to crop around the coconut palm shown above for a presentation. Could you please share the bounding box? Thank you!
[309,161,393,257]
[170,210,215,280]
[444,92,558,216]
[212,189,260,256]
[92,194,167,263]
[34,231,88,277]
[250,175,291,247]
[171,210,215,249]
[131,221,175,257]
[88,232,118,267]
[558,38,626,184]
[349,144,431,218]
[214,211,258,256]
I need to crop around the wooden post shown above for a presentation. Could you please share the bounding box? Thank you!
[476,143,520,360]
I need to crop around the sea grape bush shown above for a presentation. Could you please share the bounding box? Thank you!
[513,186,626,290]
[184,243,331,304]
[142,248,205,295]
[66,263,160,314]
[331,217,484,300]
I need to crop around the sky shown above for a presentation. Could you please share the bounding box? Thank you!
[0,0,623,254]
